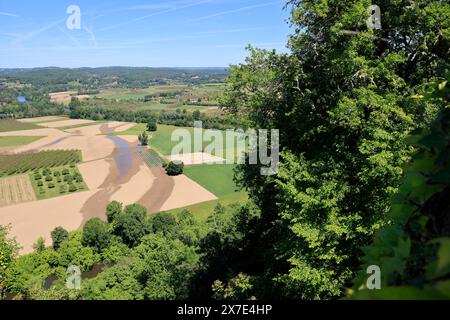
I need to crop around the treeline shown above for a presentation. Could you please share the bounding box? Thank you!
[0,85,65,118]
[69,105,238,130]
[0,67,228,89]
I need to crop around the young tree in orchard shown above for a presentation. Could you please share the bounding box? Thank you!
[221,0,449,299]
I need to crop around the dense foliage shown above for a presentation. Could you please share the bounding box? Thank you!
[0,202,254,300]
[220,0,449,299]
[349,73,450,299]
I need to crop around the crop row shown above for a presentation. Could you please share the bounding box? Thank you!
[0,150,81,177]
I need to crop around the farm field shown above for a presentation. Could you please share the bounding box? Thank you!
[164,191,248,221]
[0,118,226,253]
[109,123,147,136]
[59,120,107,131]
[80,97,212,113]
[29,165,88,200]
[0,150,81,177]
[184,164,238,197]
[114,124,246,161]
[48,91,91,105]
[0,119,42,132]
[95,84,189,100]
[0,174,36,207]
[0,136,44,147]
[18,116,68,123]
[39,119,96,128]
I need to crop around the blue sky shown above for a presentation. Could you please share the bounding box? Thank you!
[0,0,291,68]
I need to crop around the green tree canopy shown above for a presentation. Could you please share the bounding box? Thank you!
[113,204,151,247]
[221,0,449,299]
[105,201,123,223]
[82,218,111,253]
[51,227,69,250]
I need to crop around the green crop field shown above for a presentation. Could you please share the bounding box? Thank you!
[0,150,82,177]
[0,136,44,147]
[59,121,105,131]
[0,119,42,132]
[163,191,248,221]
[184,164,239,197]
[29,165,88,200]
[115,124,246,160]
[111,123,147,136]
[96,85,188,101]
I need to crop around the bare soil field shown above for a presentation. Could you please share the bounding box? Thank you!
[39,119,96,128]
[0,175,36,207]
[48,91,90,104]
[170,152,225,165]
[157,174,217,212]
[17,116,67,123]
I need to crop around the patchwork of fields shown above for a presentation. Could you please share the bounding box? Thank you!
[0,117,245,253]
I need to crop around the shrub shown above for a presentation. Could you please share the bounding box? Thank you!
[45,175,53,182]
[68,184,77,192]
[59,185,67,194]
[165,161,184,176]
[37,180,44,187]
[48,182,55,189]
[62,169,70,175]
[34,173,42,180]
[39,187,45,194]
[54,171,61,177]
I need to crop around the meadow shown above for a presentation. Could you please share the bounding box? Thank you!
[184,164,238,198]
[0,119,41,132]
[0,136,44,147]
[164,191,248,221]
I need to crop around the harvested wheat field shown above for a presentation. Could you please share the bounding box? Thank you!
[0,175,36,207]
[48,91,91,104]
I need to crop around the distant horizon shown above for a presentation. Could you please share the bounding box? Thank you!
[0,66,229,70]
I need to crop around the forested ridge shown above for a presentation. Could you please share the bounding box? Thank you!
[1,0,449,300]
